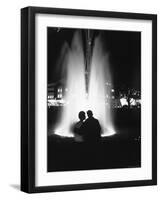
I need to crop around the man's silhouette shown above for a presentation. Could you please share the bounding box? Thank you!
[83,110,101,142]
[73,111,86,142]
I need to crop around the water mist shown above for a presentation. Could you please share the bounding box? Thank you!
[55,30,115,137]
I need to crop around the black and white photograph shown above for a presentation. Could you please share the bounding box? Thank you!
[47,27,141,172]
[21,7,157,193]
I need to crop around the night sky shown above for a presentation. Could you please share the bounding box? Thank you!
[47,27,141,90]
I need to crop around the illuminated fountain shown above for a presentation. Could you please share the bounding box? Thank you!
[55,31,87,137]
[55,30,115,137]
[88,35,115,136]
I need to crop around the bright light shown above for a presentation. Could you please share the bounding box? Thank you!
[101,130,116,137]
[130,98,136,106]
[120,98,128,106]
[54,31,115,137]
[55,129,116,138]
[55,129,74,138]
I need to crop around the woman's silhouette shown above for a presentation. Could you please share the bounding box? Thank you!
[73,111,86,142]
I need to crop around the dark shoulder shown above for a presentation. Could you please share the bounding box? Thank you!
[94,118,100,125]
[93,117,99,122]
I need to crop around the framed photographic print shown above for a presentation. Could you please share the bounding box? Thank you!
[21,6,157,193]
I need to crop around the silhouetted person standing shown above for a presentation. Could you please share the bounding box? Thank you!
[73,111,86,142]
[83,110,101,143]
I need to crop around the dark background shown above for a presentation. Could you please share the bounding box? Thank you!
[47,27,141,172]
[47,27,141,90]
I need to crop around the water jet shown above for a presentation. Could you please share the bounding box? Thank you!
[55,30,115,137]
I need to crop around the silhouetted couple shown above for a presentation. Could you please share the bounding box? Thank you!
[74,110,101,143]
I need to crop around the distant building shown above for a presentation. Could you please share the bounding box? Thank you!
[48,79,66,100]
[48,81,141,108]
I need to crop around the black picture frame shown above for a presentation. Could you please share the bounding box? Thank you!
[21,6,157,193]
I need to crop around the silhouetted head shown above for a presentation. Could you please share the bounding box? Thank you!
[87,110,93,118]
[78,111,86,121]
